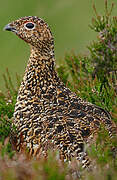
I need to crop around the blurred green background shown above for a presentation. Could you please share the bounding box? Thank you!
[0,0,116,89]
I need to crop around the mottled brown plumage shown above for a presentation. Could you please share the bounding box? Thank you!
[4,16,116,168]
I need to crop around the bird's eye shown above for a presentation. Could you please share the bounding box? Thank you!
[25,23,35,29]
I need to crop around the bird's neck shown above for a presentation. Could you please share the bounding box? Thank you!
[20,46,60,94]
[27,46,55,72]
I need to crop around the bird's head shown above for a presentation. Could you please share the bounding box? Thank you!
[4,16,54,50]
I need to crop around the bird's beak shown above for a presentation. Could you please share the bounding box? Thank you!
[3,24,17,33]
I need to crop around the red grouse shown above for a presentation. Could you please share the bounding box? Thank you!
[4,16,116,168]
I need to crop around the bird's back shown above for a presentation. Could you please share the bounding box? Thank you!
[13,78,115,166]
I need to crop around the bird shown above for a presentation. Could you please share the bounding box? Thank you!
[4,16,116,168]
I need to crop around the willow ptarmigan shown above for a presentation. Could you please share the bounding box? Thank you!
[4,16,116,168]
